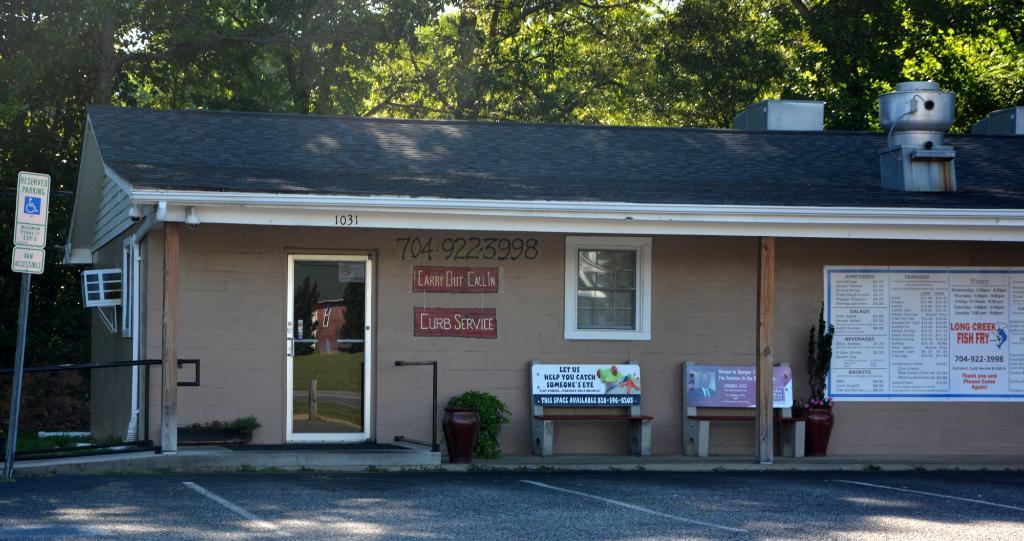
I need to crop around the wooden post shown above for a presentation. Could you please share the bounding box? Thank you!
[161,222,180,453]
[756,237,775,464]
[309,378,318,421]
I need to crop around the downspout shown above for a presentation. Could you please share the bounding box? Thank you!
[126,233,142,441]
[125,209,161,442]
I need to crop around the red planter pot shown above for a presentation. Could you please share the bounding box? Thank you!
[805,407,834,457]
[442,408,480,464]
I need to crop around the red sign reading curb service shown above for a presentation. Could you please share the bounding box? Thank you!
[414,307,497,338]
[413,266,499,293]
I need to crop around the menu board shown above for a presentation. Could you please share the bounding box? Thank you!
[825,267,1024,401]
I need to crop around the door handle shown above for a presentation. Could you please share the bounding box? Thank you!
[286,337,294,356]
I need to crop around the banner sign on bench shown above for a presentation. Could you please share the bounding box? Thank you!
[532,364,641,406]
[685,365,793,408]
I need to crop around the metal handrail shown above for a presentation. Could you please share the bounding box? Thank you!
[1,439,156,461]
[0,358,198,375]
[1,358,199,465]
[0,359,162,374]
[393,361,439,452]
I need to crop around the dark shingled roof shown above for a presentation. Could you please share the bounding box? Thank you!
[87,105,1024,209]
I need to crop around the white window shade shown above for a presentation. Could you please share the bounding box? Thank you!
[82,268,122,308]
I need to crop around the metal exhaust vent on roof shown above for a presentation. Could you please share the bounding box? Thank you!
[879,81,957,192]
[733,99,824,131]
[971,106,1024,135]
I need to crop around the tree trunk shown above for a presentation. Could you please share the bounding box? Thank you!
[453,10,480,119]
[94,9,117,104]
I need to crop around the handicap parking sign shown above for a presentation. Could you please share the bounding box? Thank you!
[13,172,51,250]
[23,196,41,216]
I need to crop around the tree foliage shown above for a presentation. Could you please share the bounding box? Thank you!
[0,0,1022,383]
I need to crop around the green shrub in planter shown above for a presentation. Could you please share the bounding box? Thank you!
[447,391,510,459]
[228,416,261,438]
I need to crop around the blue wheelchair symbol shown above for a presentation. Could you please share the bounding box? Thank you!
[23,196,41,216]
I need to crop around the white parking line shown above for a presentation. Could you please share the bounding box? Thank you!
[183,481,290,536]
[834,480,1024,512]
[520,480,747,533]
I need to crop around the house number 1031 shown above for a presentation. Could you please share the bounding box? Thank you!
[335,214,359,226]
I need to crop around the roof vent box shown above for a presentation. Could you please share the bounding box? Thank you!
[878,81,957,192]
[971,106,1024,135]
[733,100,824,131]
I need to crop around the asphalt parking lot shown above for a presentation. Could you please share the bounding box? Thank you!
[1,470,1022,540]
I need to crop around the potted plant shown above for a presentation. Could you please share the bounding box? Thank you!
[444,391,509,463]
[805,307,835,456]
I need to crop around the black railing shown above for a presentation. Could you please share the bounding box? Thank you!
[2,358,200,462]
[393,361,439,452]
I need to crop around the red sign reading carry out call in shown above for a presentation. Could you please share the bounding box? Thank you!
[414,307,497,339]
[413,266,499,293]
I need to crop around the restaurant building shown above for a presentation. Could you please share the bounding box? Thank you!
[66,86,1024,458]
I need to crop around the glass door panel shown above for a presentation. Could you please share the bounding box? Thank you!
[288,256,370,441]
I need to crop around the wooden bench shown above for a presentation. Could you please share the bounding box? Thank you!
[682,362,805,458]
[530,361,652,457]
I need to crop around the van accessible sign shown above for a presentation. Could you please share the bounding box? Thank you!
[11,171,50,274]
[11,247,45,274]
[13,172,50,248]
[532,364,642,406]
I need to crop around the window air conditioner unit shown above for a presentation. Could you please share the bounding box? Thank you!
[82,268,122,333]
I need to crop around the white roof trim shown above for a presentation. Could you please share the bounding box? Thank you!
[102,163,133,193]
[131,188,1024,242]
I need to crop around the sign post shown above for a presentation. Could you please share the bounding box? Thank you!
[3,171,49,480]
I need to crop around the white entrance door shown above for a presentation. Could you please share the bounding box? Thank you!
[286,255,372,442]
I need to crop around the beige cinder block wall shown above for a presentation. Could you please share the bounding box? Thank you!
[143,224,1024,455]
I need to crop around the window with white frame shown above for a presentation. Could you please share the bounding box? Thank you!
[564,236,652,340]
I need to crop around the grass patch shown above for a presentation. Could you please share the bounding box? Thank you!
[365,465,388,473]
[863,464,882,472]
[400,466,444,472]
[3,433,126,460]
[293,351,364,393]
[293,401,362,427]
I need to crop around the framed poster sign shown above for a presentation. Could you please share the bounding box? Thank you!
[825,267,1024,401]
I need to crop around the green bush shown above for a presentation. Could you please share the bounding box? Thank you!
[447,391,510,459]
[227,416,261,436]
[807,304,835,403]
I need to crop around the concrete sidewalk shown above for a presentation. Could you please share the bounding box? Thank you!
[450,453,1024,472]
[8,445,1023,475]
[8,443,441,476]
